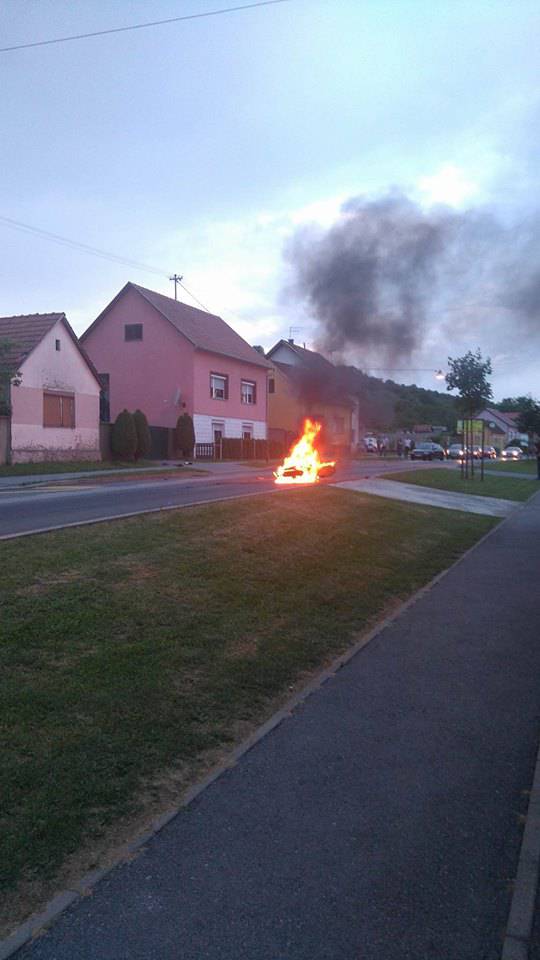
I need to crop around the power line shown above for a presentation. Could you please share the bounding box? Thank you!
[0,214,166,276]
[0,0,290,54]
[1,213,216,313]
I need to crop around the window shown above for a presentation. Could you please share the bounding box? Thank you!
[268,377,275,394]
[55,339,61,351]
[241,380,256,404]
[210,373,228,400]
[43,392,75,428]
[98,373,110,423]
[212,421,225,443]
[125,323,143,341]
[242,424,253,440]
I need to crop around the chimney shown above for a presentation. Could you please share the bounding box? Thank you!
[288,338,294,345]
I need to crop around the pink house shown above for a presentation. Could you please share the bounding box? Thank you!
[0,312,101,464]
[81,283,271,444]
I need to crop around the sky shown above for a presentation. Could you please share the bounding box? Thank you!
[1,0,539,400]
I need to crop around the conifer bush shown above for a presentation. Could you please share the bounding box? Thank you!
[133,409,151,460]
[175,412,195,458]
[111,409,137,460]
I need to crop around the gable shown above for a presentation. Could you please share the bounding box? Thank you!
[82,282,271,369]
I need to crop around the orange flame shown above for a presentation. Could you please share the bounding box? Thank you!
[273,419,336,485]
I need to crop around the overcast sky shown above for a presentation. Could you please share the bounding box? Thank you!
[1,0,539,399]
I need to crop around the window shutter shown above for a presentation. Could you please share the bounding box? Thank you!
[43,393,62,427]
[224,377,229,400]
[63,395,75,427]
[252,381,257,404]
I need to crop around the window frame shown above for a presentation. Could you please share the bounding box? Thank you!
[124,323,143,342]
[210,372,229,401]
[240,379,257,405]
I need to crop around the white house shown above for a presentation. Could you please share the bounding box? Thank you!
[0,312,101,464]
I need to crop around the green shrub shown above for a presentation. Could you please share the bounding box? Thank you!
[175,413,195,458]
[133,409,151,460]
[111,409,137,460]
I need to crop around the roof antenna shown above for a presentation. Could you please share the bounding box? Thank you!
[169,274,183,300]
[288,325,302,344]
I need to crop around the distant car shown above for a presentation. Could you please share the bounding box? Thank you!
[448,444,465,459]
[410,442,445,461]
[364,436,378,453]
[501,446,523,460]
[482,446,497,459]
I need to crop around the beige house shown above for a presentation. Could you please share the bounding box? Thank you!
[266,339,357,453]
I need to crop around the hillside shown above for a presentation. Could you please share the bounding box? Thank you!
[335,366,458,432]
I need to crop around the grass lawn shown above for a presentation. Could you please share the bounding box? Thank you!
[0,460,161,478]
[486,459,538,475]
[1,489,496,929]
[385,468,539,501]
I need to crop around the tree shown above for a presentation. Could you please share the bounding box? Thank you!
[0,339,22,415]
[111,409,137,460]
[516,398,540,443]
[175,413,195,458]
[445,349,493,416]
[133,409,151,460]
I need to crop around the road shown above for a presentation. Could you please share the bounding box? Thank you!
[0,459,430,539]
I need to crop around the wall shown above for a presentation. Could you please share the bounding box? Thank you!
[82,286,195,429]
[192,350,268,440]
[10,321,100,463]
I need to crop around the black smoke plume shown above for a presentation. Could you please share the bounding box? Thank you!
[283,192,540,363]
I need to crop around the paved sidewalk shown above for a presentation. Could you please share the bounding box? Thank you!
[338,476,517,516]
[8,494,540,960]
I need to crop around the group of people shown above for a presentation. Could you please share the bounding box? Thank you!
[396,437,414,459]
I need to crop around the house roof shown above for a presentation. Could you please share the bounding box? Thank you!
[482,408,521,430]
[0,313,64,367]
[0,312,101,385]
[82,282,271,369]
[267,339,337,375]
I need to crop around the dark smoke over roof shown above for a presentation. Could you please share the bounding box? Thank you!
[283,192,540,364]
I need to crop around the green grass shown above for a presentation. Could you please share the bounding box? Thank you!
[385,467,539,501]
[0,460,159,477]
[0,490,496,919]
[485,459,538,474]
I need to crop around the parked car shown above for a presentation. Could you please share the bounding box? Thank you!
[501,446,523,460]
[447,443,465,459]
[411,442,445,461]
[364,436,378,453]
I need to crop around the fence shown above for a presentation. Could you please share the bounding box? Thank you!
[100,422,286,463]
[195,438,286,461]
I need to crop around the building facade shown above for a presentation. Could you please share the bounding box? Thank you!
[81,283,270,444]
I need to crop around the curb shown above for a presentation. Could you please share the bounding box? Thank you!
[0,487,278,541]
[501,744,540,959]
[1,493,539,958]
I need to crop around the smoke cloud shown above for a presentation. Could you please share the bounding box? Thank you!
[283,192,540,364]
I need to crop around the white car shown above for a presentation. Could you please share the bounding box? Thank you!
[501,446,523,460]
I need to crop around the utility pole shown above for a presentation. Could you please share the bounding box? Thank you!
[169,274,183,300]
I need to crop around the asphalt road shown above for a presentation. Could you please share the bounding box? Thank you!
[14,489,540,960]
[0,460,426,539]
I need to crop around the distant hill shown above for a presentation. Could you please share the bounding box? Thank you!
[335,366,458,433]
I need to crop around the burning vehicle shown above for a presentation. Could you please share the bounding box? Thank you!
[273,419,336,485]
